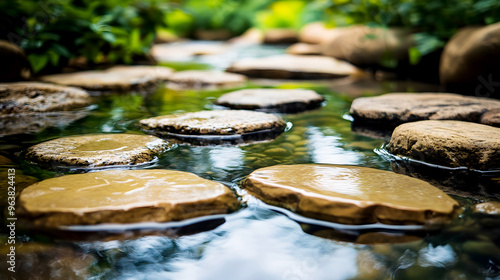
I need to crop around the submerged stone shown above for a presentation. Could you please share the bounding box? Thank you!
[140,110,286,145]
[39,65,173,92]
[167,70,247,90]
[388,120,500,170]
[350,93,500,127]
[25,134,170,169]
[0,82,90,114]
[226,54,359,79]
[18,169,239,228]
[215,88,324,113]
[243,164,458,225]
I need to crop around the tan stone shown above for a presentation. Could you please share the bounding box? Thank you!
[167,70,247,90]
[140,110,286,136]
[151,42,230,61]
[215,88,324,113]
[440,23,500,85]
[228,28,264,45]
[286,43,322,55]
[481,109,500,127]
[321,26,414,66]
[25,134,169,168]
[474,201,500,215]
[243,164,458,225]
[350,93,500,126]
[263,28,298,44]
[227,54,359,79]
[388,120,500,170]
[0,82,90,114]
[40,65,174,92]
[18,169,239,228]
[299,22,341,44]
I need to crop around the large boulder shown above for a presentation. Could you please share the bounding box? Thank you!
[350,93,500,127]
[440,23,500,93]
[18,169,239,228]
[243,164,458,225]
[321,26,414,67]
[388,120,500,170]
[0,40,30,82]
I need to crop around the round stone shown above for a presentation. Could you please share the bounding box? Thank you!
[243,164,458,225]
[140,110,286,145]
[0,82,90,114]
[39,65,173,92]
[167,70,247,90]
[388,120,500,170]
[350,93,500,126]
[474,202,500,215]
[226,54,359,79]
[215,88,324,113]
[25,134,170,169]
[18,169,239,228]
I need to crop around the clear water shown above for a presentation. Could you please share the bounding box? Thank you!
[1,44,499,280]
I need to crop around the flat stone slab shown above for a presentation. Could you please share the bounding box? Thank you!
[0,82,90,114]
[388,120,500,170]
[215,88,324,113]
[226,54,359,79]
[18,169,239,228]
[286,43,322,55]
[140,110,286,145]
[481,109,500,127]
[243,164,458,225]
[25,134,169,169]
[167,70,247,90]
[39,65,174,92]
[351,93,500,126]
[151,42,230,61]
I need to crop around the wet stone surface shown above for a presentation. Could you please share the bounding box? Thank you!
[215,88,324,113]
[226,54,359,79]
[167,70,247,90]
[40,65,174,92]
[388,120,500,170]
[243,164,458,225]
[24,134,170,169]
[350,92,500,127]
[474,202,500,216]
[140,110,286,145]
[18,169,239,228]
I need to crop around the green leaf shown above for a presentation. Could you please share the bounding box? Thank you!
[27,53,49,73]
[409,47,422,65]
[102,32,116,43]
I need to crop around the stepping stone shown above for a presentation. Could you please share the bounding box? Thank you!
[25,134,170,169]
[18,169,239,228]
[151,42,229,61]
[263,28,298,44]
[481,109,500,127]
[140,110,286,145]
[215,88,324,113]
[350,93,500,127]
[226,54,359,79]
[39,65,173,92]
[243,164,458,225]
[286,43,321,55]
[388,120,500,170]
[474,202,500,215]
[0,82,90,114]
[167,70,247,90]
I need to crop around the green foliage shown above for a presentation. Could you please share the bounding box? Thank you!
[3,0,169,73]
[327,0,500,56]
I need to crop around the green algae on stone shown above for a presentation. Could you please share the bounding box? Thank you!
[243,164,458,225]
[18,169,239,228]
[25,134,171,169]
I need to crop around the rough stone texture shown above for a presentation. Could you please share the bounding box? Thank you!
[0,111,88,137]
[480,109,500,127]
[474,202,500,215]
[227,54,359,79]
[321,26,414,66]
[216,88,324,113]
[0,40,31,82]
[440,23,500,86]
[151,42,230,61]
[0,82,90,114]
[25,134,169,168]
[263,28,298,44]
[388,120,500,170]
[243,164,458,225]
[299,22,342,44]
[286,43,321,55]
[18,169,239,228]
[350,93,500,127]
[39,65,174,92]
[140,110,286,136]
[167,70,247,90]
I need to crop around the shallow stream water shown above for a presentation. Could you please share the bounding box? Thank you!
[1,43,499,280]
